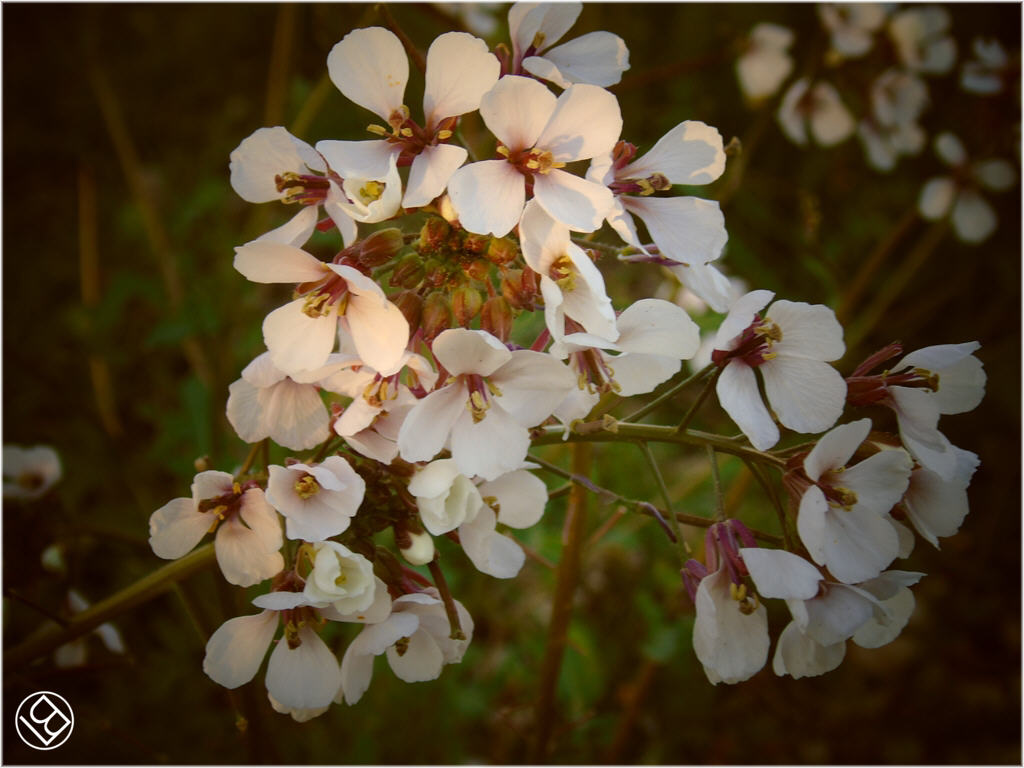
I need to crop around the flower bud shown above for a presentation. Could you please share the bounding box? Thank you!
[462,233,489,255]
[465,259,492,282]
[399,530,435,566]
[418,217,450,252]
[358,227,404,267]
[389,253,425,289]
[487,236,518,266]
[501,268,538,309]
[391,289,422,331]
[451,284,484,327]
[421,291,453,340]
[480,296,514,341]
[422,258,446,288]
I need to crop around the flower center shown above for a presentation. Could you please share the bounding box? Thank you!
[275,171,331,205]
[197,481,246,533]
[464,373,503,423]
[293,474,321,500]
[497,144,566,177]
[712,315,783,368]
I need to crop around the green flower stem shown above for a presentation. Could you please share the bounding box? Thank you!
[4,543,216,670]
[707,444,725,522]
[675,367,722,434]
[623,363,716,424]
[531,422,786,469]
[638,442,688,566]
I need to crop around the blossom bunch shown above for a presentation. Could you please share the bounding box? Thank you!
[143,3,991,716]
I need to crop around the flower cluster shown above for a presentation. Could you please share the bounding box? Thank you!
[144,2,990,714]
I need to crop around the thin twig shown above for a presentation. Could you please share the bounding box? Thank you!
[623,363,716,423]
[377,4,426,73]
[638,443,687,561]
[675,368,722,434]
[427,558,464,640]
[707,445,725,522]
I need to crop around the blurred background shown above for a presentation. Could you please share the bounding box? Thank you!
[3,3,1020,764]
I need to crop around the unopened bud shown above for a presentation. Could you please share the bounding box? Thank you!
[358,227,404,266]
[437,194,459,224]
[389,253,425,289]
[487,236,518,265]
[480,296,514,341]
[399,530,436,566]
[423,258,446,288]
[462,233,489,255]
[465,258,491,282]
[502,268,538,309]
[452,284,484,326]
[421,291,453,340]
[194,454,211,472]
[391,290,422,331]
[419,217,450,252]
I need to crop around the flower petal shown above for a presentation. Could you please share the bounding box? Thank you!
[533,169,614,232]
[523,31,630,88]
[423,32,500,127]
[765,300,845,361]
[918,176,957,219]
[265,626,342,710]
[450,406,530,481]
[771,621,845,679]
[149,498,209,559]
[214,517,284,587]
[203,611,278,689]
[951,189,997,243]
[432,328,511,377]
[234,242,328,284]
[536,84,622,162]
[803,418,872,482]
[479,469,548,529]
[327,27,408,121]
[397,383,467,463]
[622,196,727,266]
[741,547,822,600]
[447,160,526,237]
[403,144,468,208]
[760,356,846,435]
[316,139,396,180]
[621,121,726,185]
[479,75,556,150]
[716,360,779,451]
[385,629,444,683]
[263,299,339,375]
[459,504,526,578]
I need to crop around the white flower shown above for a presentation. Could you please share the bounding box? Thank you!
[229,126,357,248]
[408,459,484,536]
[712,290,846,451]
[226,351,358,451]
[961,37,1009,95]
[586,121,728,272]
[302,541,378,613]
[818,4,888,59]
[330,153,404,224]
[551,298,701,423]
[858,118,927,173]
[54,590,125,669]
[793,419,912,584]
[507,2,629,89]
[233,241,409,376]
[918,132,1016,244]
[340,589,473,704]
[265,456,366,542]
[320,28,499,208]
[3,444,61,500]
[148,471,283,587]
[736,23,794,102]
[397,328,575,480]
[447,75,621,236]
[692,564,770,684]
[519,199,617,343]
[777,78,855,147]
[900,446,980,548]
[888,7,956,75]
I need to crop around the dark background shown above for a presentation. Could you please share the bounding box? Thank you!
[3,3,1020,764]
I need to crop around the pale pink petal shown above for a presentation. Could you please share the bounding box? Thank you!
[148,498,210,559]
[234,242,328,284]
[772,621,845,679]
[819,504,899,584]
[741,548,822,600]
[230,127,321,203]
[951,189,997,243]
[315,139,396,180]
[259,379,331,451]
[903,447,979,547]
[716,360,779,450]
[345,293,410,377]
[518,198,567,274]
[239,489,284,553]
[203,611,278,688]
[385,629,444,683]
[777,79,810,145]
[255,205,320,248]
[973,159,1016,191]
[803,418,872,482]
[714,289,774,349]
[533,169,614,232]
[479,469,547,529]
[852,586,916,648]
[523,31,629,89]
[765,300,845,361]
[423,32,500,127]
[459,505,525,578]
[403,144,468,208]
[760,357,846,435]
[432,328,511,377]
[479,75,557,150]
[263,299,339,374]
[622,196,726,266]
[693,567,769,684]
[265,626,342,710]
[509,2,581,58]
[447,160,526,237]
[891,386,956,478]
[809,82,855,146]
[536,84,622,162]
[796,486,831,568]
[621,121,726,185]
[215,517,284,587]
[192,470,234,502]
[841,449,913,515]
[327,27,408,121]
[340,612,420,704]
[737,28,793,102]
[934,132,966,167]
[450,406,531,481]
[252,592,311,611]
[609,353,681,397]
[918,176,957,219]
[798,584,878,645]
[397,383,467,463]
[615,298,701,359]
[669,262,735,315]
[491,350,576,426]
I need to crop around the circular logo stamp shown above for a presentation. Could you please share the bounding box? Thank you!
[15,691,74,750]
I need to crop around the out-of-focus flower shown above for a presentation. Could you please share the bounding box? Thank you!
[918,132,1017,244]
[889,6,956,75]
[819,4,888,60]
[54,590,125,669]
[507,2,629,89]
[736,23,794,102]
[961,37,1010,95]
[3,444,61,501]
[778,78,855,147]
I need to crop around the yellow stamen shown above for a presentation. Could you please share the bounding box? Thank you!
[367,124,390,137]
[359,180,385,203]
[302,292,333,318]
[436,129,453,140]
[294,475,321,500]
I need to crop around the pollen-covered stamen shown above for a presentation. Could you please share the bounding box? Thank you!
[548,253,577,290]
[197,481,253,533]
[369,108,458,167]
[394,636,411,656]
[846,364,940,407]
[498,143,567,177]
[712,315,783,368]
[610,172,671,197]
[298,273,352,319]
[730,582,760,614]
[362,374,401,408]
[611,139,638,170]
[275,171,331,205]
[281,605,320,649]
[464,373,503,423]
[293,474,321,500]
[571,348,620,395]
[356,180,386,204]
